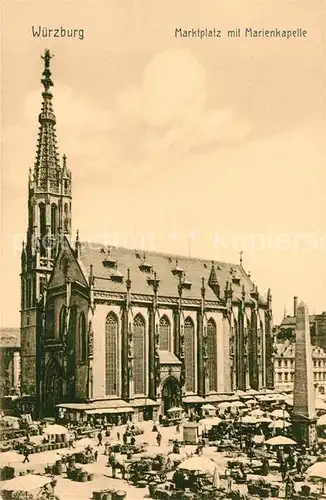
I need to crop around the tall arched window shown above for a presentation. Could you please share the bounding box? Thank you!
[207,318,217,392]
[51,204,57,236]
[105,312,119,396]
[59,306,66,339]
[39,203,46,257]
[64,203,69,233]
[78,313,87,363]
[133,314,146,395]
[184,317,195,392]
[159,316,171,351]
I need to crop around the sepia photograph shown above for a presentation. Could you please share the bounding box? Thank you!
[1,1,326,499]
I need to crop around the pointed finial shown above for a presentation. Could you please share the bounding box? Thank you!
[89,264,94,285]
[201,277,206,298]
[240,250,243,266]
[41,49,54,93]
[76,229,79,243]
[63,154,67,168]
[248,270,251,278]
[126,267,131,290]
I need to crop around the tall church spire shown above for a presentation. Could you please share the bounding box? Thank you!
[20,51,72,396]
[34,49,61,192]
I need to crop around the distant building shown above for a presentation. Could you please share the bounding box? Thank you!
[0,328,21,396]
[274,296,326,350]
[274,341,326,396]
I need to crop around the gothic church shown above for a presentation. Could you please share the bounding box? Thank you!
[20,51,274,420]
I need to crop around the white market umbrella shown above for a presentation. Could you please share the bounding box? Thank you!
[44,424,69,435]
[250,409,265,417]
[231,401,245,408]
[245,399,257,405]
[200,417,222,428]
[269,420,291,429]
[241,415,257,425]
[317,415,326,426]
[256,416,272,424]
[265,436,297,446]
[202,404,216,411]
[270,409,290,419]
[178,456,217,475]
[306,462,326,480]
[217,401,232,409]
[167,406,183,413]
[306,462,326,493]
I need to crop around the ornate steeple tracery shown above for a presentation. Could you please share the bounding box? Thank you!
[34,49,61,192]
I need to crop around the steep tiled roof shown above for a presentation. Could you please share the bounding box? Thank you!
[0,328,20,348]
[78,243,266,305]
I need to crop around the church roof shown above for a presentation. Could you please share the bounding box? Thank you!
[77,242,266,305]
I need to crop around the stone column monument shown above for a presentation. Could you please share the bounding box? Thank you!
[292,301,317,447]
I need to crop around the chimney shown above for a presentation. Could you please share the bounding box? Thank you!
[294,296,298,317]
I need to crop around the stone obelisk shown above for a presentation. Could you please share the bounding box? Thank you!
[292,301,317,447]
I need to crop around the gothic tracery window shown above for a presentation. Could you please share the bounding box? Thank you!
[207,318,218,392]
[133,314,146,395]
[159,316,171,351]
[59,306,66,339]
[105,312,119,396]
[78,313,87,363]
[39,203,46,257]
[184,317,195,392]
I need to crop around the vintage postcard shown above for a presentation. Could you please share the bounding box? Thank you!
[1,1,325,498]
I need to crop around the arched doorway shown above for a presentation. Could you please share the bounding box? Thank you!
[161,377,181,415]
[43,358,64,416]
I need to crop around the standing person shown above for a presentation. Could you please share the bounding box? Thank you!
[225,469,232,492]
[285,475,294,498]
[68,433,75,449]
[156,431,162,447]
[22,446,30,463]
[104,441,110,455]
[117,431,120,441]
[94,450,98,462]
[97,430,103,446]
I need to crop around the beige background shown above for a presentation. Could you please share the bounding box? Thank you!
[1,0,325,326]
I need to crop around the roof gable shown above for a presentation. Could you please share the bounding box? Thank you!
[47,237,88,290]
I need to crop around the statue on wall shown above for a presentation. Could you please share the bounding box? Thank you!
[88,323,93,357]
[180,363,186,386]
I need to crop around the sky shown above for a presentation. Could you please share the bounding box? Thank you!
[1,0,326,327]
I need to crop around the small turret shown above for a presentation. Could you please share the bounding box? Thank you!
[208,261,220,298]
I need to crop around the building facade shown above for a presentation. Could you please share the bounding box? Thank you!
[274,341,326,396]
[275,296,326,350]
[0,328,21,396]
[20,51,274,420]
